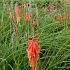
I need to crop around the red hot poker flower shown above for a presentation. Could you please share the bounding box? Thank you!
[15,6,21,23]
[24,12,29,21]
[27,35,40,70]
[57,15,62,23]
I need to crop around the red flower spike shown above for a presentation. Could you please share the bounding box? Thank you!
[27,35,40,70]
[57,15,62,23]
[24,12,29,21]
[15,6,21,23]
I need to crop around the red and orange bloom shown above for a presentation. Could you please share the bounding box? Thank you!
[57,15,62,23]
[24,12,29,21]
[22,3,30,22]
[15,6,21,23]
[27,34,40,70]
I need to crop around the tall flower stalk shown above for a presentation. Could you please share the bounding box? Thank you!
[27,34,40,70]
[23,3,29,22]
[15,5,21,26]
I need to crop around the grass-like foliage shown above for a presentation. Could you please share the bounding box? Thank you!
[0,0,70,70]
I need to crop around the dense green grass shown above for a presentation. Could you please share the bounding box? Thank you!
[0,0,70,70]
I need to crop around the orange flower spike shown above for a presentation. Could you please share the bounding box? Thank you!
[27,35,40,70]
[15,6,21,23]
[57,15,62,23]
[24,12,29,21]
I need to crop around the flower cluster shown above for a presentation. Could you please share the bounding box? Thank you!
[24,12,29,21]
[15,6,21,23]
[27,34,40,70]
[57,12,69,23]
